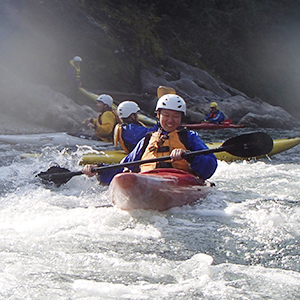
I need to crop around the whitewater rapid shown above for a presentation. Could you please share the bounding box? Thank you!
[0,129,299,299]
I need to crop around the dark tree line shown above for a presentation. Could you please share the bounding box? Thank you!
[79,0,300,116]
[2,0,300,117]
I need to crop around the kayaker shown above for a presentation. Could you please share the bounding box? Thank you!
[68,56,82,103]
[114,101,158,153]
[83,94,217,183]
[203,102,225,123]
[83,94,118,142]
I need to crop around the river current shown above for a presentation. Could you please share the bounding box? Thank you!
[0,128,299,299]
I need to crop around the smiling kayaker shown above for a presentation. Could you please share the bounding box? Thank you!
[114,101,158,153]
[83,94,217,183]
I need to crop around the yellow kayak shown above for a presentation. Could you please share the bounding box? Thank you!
[79,150,127,165]
[20,149,126,165]
[209,137,300,161]
[21,137,300,164]
[79,87,157,126]
[78,137,300,164]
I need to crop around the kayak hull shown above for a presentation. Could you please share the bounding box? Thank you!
[79,87,157,126]
[79,137,300,164]
[0,132,111,147]
[19,137,300,163]
[20,150,126,165]
[183,123,245,129]
[207,137,300,161]
[109,168,212,211]
[79,150,127,164]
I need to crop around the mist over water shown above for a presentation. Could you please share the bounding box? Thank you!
[0,128,299,299]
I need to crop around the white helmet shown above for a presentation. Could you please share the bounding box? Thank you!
[155,94,186,115]
[97,94,113,107]
[73,56,82,62]
[117,101,140,118]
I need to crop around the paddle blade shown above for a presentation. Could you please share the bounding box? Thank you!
[222,132,273,157]
[37,166,77,187]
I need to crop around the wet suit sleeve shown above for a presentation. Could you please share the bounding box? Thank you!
[204,112,211,121]
[208,111,225,124]
[99,137,146,184]
[186,131,217,179]
[122,124,158,145]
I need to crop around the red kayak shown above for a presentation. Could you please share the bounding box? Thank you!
[183,119,245,130]
[109,168,213,211]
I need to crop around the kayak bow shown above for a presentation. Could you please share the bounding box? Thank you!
[109,168,213,211]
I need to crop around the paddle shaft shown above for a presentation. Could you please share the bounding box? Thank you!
[39,145,230,183]
[89,145,229,174]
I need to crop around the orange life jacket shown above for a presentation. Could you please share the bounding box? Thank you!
[208,111,218,119]
[140,130,190,172]
[114,120,146,153]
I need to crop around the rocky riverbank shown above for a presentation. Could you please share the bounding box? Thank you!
[0,113,53,135]
[1,56,299,136]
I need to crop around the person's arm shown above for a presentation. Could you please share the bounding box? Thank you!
[98,137,146,184]
[186,131,217,179]
[203,112,211,122]
[219,111,225,123]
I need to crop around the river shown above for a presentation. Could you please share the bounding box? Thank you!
[0,128,299,299]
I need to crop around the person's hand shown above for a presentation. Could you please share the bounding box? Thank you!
[87,122,95,129]
[170,148,185,161]
[83,118,94,128]
[82,164,98,177]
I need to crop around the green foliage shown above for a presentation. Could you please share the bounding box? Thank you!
[74,0,300,114]
[10,0,300,115]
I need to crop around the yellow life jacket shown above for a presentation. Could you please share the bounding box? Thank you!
[93,110,118,142]
[70,60,81,81]
[114,121,147,154]
[140,130,190,172]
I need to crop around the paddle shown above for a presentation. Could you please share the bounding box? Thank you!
[37,132,273,187]
[157,86,176,98]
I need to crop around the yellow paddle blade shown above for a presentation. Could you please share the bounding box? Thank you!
[157,86,176,98]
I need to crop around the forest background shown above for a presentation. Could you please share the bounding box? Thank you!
[2,0,300,120]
